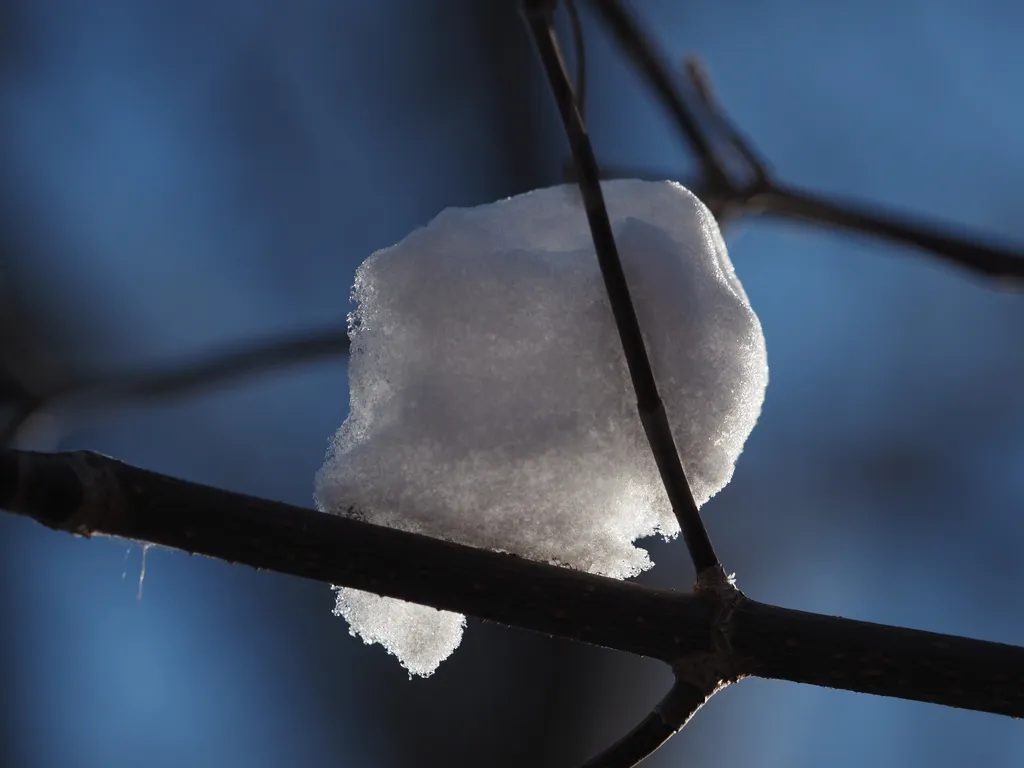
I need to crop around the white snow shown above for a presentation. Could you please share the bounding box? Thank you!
[316,179,768,676]
[332,589,466,679]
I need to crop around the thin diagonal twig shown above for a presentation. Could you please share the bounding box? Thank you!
[565,0,588,116]
[522,0,720,576]
[683,56,768,189]
[588,0,734,194]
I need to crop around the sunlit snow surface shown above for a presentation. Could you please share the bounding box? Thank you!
[316,179,767,676]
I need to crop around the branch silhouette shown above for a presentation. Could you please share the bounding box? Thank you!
[524,2,732,760]
[3,449,1023,716]
[523,0,720,579]
[579,678,717,767]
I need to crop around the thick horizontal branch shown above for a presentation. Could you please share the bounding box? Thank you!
[2,449,1023,719]
[732,599,1024,717]
[0,449,715,661]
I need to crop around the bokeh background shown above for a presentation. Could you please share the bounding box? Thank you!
[2,1,1023,766]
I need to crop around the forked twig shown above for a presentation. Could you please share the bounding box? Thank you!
[587,0,732,194]
[682,56,768,189]
[589,0,1024,282]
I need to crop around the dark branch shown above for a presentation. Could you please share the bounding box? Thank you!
[523,0,720,576]
[732,599,1024,716]
[2,450,1024,719]
[0,448,717,660]
[584,162,1024,283]
[748,183,1024,282]
[683,56,768,188]
[579,677,720,767]
[588,0,732,193]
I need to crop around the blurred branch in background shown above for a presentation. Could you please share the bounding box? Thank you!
[1,326,349,447]
[5,0,1021,452]
[584,0,1024,285]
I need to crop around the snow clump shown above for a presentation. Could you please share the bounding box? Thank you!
[316,179,768,676]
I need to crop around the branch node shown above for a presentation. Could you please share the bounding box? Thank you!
[64,450,129,537]
[694,562,737,594]
[676,571,745,691]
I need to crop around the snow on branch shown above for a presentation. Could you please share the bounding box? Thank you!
[315,180,767,676]
[3,447,1024,718]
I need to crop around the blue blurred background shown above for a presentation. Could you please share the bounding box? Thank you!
[1,1,1022,766]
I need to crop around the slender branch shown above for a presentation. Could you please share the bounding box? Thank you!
[579,677,718,767]
[565,0,588,117]
[748,183,1024,282]
[3,449,1024,720]
[0,326,350,447]
[587,0,732,193]
[683,56,768,187]
[65,326,350,402]
[580,161,1024,283]
[522,0,720,576]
